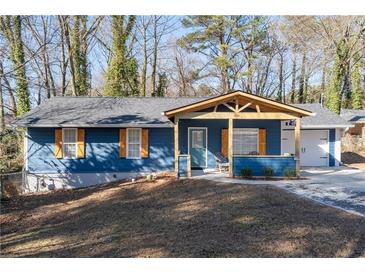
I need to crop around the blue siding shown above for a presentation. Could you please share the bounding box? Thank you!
[329,128,335,167]
[178,155,189,177]
[27,119,283,174]
[27,127,174,173]
[233,156,296,176]
[179,119,281,169]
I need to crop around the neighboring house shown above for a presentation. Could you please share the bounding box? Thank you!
[341,109,365,137]
[15,91,351,192]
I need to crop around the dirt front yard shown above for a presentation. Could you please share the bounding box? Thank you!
[1,176,365,258]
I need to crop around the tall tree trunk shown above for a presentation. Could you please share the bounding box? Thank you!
[47,59,56,96]
[321,63,326,94]
[221,69,228,94]
[42,48,51,99]
[0,75,5,131]
[151,16,158,96]
[341,63,351,108]
[72,16,89,96]
[58,16,68,96]
[277,53,284,102]
[175,55,187,96]
[104,16,136,96]
[219,28,229,94]
[290,55,297,103]
[0,16,30,115]
[62,16,77,96]
[141,25,148,96]
[304,74,309,103]
[0,61,17,116]
[247,46,253,93]
[298,53,306,104]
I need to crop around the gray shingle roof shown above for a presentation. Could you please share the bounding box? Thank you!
[340,108,365,123]
[293,103,352,128]
[14,96,209,127]
[14,97,351,129]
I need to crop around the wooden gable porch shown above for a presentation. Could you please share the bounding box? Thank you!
[164,91,313,178]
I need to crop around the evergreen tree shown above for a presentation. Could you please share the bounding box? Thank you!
[352,62,363,109]
[104,16,137,96]
[179,16,269,94]
[0,16,30,116]
[153,72,168,97]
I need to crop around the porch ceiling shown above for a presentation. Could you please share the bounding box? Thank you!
[164,90,313,119]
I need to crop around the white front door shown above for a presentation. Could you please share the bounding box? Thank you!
[281,130,329,167]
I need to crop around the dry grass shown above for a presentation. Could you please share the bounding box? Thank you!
[1,176,365,258]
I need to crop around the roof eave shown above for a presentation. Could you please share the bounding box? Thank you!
[14,123,174,128]
[301,124,354,129]
[164,91,313,117]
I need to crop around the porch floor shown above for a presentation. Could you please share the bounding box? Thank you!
[191,169,229,180]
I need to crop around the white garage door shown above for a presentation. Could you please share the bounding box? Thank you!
[281,130,329,167]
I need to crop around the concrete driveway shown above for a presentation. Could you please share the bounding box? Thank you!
[281,167,365,217]
[193,167,365,217]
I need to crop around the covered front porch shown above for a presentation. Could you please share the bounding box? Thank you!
[164,91,312,178]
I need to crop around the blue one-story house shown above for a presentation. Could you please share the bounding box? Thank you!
[15,91,351,192]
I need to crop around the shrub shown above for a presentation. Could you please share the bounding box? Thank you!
[284,168,296,178]
[262,166,274,178]
[240,167,252,178]
[0,129,23,174]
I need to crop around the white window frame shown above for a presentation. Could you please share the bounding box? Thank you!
[126,128,142,159]
[62,128,78,159]
[233,128,259,155]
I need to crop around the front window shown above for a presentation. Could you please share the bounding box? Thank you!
[63,128,77,159]
[233,128,259,155]
[192,130,204,148]
[127,128,141,159]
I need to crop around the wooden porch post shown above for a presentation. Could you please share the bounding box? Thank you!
[228,118,233,177]
[174,116,179,174]
[187,154,191,177]
[295,117,301,177]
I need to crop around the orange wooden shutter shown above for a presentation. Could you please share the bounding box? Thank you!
[77,129,85,158]
[141,128,149,158]
[259,128,266,155]
[119,129,126,158]
[221,128,228,157]
[55,129,63,159]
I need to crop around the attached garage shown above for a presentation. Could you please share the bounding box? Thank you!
[282,103,352,167]
[281,129,330,167]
